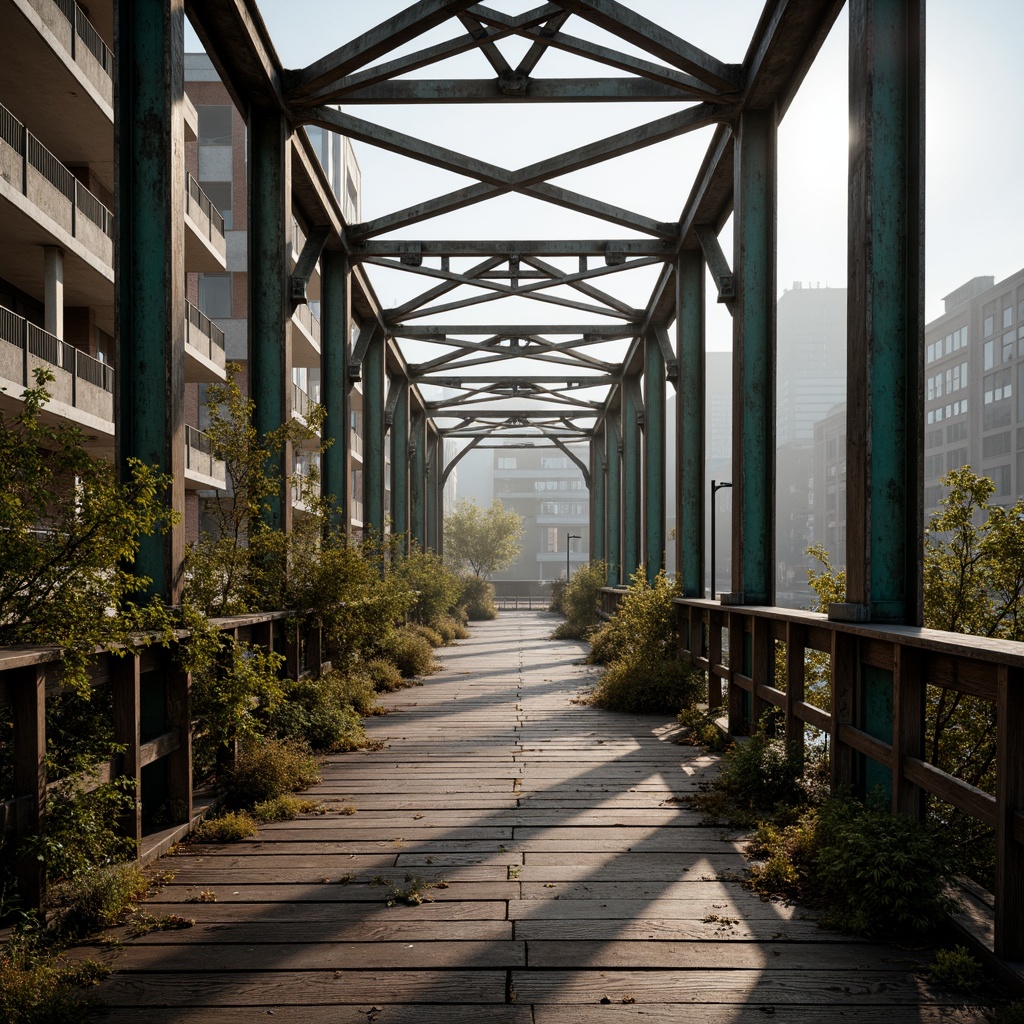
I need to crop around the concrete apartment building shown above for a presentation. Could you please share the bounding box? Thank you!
[0,0,231,546]
[924,269,1024,515]
[492,446,590,582]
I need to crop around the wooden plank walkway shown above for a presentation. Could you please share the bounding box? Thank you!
[85,611,991,1022]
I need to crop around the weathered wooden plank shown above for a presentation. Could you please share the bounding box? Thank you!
[100,1007,533,1024]
[533,1008,991,1024]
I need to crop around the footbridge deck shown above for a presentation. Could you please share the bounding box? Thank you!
[85,612,989,1022]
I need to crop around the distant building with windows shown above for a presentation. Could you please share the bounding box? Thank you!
[924,269,1024,514]
[492,447,589,581]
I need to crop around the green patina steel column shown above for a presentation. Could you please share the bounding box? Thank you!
[115,0,185,603]
[606,411,622,585]
[643,331,666,582]
[363,327,386,538]
[728,106,777,606]
[590,429,606,564]
[622,378,642,582]
[410,411,426,549]
[321,251,351,534]
[834,0,924,799]
[390,379,410,548]
[677,250,706,597]
[248,106,292,534]
[426,430,442,554]
[840,0,924,626]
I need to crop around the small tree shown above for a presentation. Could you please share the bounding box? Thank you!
[444,498,523,578]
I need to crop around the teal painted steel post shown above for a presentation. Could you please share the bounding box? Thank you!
[840,0,924,626]
[728,107,777,606]
[321,251,351,534]
[426,430,441,554]
[606,413,622,585]
[622,379,642,582]
[390,379,410,549]
[644,332,666,582]
[363,327,386,538]
[833,0,924,801]
[410,411,426,549]
[677,251,706,597]
[115,0,186,604]
[248,107,292,535]
[590,431,606,564]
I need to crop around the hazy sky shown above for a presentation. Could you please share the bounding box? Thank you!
[187,1,1024,351]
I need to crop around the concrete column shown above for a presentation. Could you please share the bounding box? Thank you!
[606,412,622,585]
[363,327,386,537]
[390,378,410,548]
[114,0,185,603]
[676,250,706,597]
[248,106,292,535]
[43,246,64,339]
[622,379,642,582]
[836,0,924,626]
[321,250,351,534]
[728,106,777,607]
[643,331,666,582]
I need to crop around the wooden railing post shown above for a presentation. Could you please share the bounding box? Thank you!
[830,630,857,793]
[727,612,746,735]
[785,621,806,760]
[891,644,925,819]
[750,615,771,727]
[12,664,46,909]
[995,665,1024,960]
[112,653,142,849]
[165,651,192,825]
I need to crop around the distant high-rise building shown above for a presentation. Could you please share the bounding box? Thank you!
[814,402,847,569]
[924,269,1024,515]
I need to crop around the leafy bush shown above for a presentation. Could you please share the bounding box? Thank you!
[382,628,439,678]
[745,796,961,941]
[588,568,679,667]
[928,946,984,992]
[266,673,370,751]
[591,658,703,714]
[46,864,148,941]
[548,579,566,615]
[192,811,257,843]
[677,706,729,751]
[0,931,108,1024]
[433,615,468,644]
[552,560,607,639]
[460,575,497,620]
[251,796,325,823]
[715,724,806,819]
[365,658,407,693]
[408,623,444,648]
[393,548,462,628]
[220,738,320,808]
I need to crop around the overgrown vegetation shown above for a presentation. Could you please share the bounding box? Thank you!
[551,560,607,640]
[444,497,523,579]
[587,568,704,713]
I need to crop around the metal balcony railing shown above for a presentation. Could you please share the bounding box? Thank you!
[185,301,227,364]
[186,173,226,240]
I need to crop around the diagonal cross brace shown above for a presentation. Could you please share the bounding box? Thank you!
[694,224,735,309]
[291,225,332,303]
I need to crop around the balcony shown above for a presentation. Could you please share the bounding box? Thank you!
[0,100,114,272]
[184,174,227,271]
[291,455,321,515]
[184,425,226,491]
[0,304,114,443]
[290,302,321,366]
[290,382,321,448]
[185,301,227,383]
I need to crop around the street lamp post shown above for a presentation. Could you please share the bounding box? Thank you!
[567,533,581,581]
[710,480,732,600]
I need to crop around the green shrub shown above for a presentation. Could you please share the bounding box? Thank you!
[715,724,806,819]
[46,863,148,941]
[928,946,984,992]
[548,579,566,615]
[552,560,607,640]
[677,706,729,751]
[745,796,961,942]
[382,627,440,678]
[591,658,703,714]
[192,810,258,843]
[433,614,468,644]
[460,576,497,620]
[588,568,679,666]
[267,673,369,751]
[393,548,463,628]
[220,738,320,808]
[365,658,406,692]
[408,622,444,648]
[251,795,326,823]
[0,932,108,1024]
